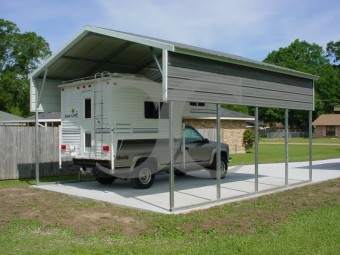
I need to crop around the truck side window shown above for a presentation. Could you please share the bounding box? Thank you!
[85,98,91,118]
[185,126,204,143]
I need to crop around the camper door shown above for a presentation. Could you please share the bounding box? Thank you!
[81,91,95,158]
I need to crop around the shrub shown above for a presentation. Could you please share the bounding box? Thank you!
[243,128,255,152]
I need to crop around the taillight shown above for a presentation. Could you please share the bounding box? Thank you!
[103,145,110,152]
[61,144,67,151]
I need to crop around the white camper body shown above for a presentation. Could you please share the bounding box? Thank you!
[58,73,230,189]
[59,73,184,169]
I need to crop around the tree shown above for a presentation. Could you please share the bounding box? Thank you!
[326,40,340,63]
[263,39,340,128]
[221,104,250,115]
[0,19,51,116]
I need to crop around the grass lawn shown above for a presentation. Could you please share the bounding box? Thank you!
[0,178,339,254]
[261,137,340,144]
[230,137,340,166]
[0,137,339,254]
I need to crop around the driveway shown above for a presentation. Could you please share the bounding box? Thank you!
[36,158,340,214]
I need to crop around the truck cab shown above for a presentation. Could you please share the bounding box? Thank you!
[92,125,229,189]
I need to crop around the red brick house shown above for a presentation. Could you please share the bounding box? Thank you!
[312,114,340,137]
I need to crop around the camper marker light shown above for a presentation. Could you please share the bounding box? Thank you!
[103,145,110,152]
[61,144,66,150]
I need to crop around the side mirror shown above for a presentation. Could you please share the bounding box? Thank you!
[203,138,209,143]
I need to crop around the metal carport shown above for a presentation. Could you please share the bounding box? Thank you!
[30,26,318,211]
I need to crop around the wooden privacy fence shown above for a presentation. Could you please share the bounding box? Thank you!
[0,126,74,180]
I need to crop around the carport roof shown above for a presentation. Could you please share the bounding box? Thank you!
[30,26,318,82]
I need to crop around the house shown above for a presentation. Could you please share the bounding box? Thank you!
[183,107,254,154]
[0,111,24,125]
[334,105,340,113]
[0,111,60,127]
[25,112,61,127]
[312,114,340,137]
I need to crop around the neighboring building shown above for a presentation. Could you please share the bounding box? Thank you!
[334,105,340,113]
[25,112,61,127]
[183,106,254,154]
[312,114,340,138]
[0,111,24,125]
[0,111,60,126]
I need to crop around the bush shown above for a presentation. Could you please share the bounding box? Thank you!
[243,129,255,152]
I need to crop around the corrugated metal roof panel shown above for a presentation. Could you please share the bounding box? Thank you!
[31,26,318,82]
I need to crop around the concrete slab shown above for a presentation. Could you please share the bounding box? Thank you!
[36,158,340,214]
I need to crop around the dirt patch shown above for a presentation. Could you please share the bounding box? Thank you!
[0,187,147,236]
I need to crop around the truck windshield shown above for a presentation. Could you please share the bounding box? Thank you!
[184,127,204,143]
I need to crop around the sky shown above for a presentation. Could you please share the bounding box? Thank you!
[0,0,339,61]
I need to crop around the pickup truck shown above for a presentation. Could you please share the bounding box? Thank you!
[90,125,229,189]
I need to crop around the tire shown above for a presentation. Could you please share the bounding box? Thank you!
[131,162,155,189]
[96,177,115,185]
[209,155,228,179]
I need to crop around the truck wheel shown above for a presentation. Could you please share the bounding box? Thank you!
[209,155,228,179]
[96,177,115,185]
[131,162,155,189]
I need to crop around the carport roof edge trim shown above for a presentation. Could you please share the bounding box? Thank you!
[29,25,318,81]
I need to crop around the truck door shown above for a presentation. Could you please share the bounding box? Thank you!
[183,126,211,169]
[81,91,95,158]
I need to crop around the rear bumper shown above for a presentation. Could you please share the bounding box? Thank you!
[72,158,131,178]
[73,158,111,168]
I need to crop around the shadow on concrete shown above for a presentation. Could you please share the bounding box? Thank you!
[297,162,340,171]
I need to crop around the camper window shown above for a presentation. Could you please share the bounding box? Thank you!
[190,102,205,107]
[85,98,91,118]
[145,101,169,119]
[85,133,91,148]
[144,101,158,119]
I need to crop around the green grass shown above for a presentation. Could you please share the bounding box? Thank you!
[230,143,340,166]
[1,208,339,255]
[0,175,94,189]
[0,178,339,254]
[261,137,340,144]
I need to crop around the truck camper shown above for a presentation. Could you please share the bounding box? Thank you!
[59,73,229,188]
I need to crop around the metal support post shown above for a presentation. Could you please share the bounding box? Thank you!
[285,109,289,186]
[35,104,39,185]
[169,101,174,211]
[150,47,163,76]
[162,49,168,102]
[216,104,221,200]
[255,107,259,192]
[309,111,313,181]
[35,69,48,186]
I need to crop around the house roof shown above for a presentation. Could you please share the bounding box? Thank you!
[0,111,24,122]
[312,114,340,126]
[25,112,61,121]
[220,108,254,120]
[185,108,254,121]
